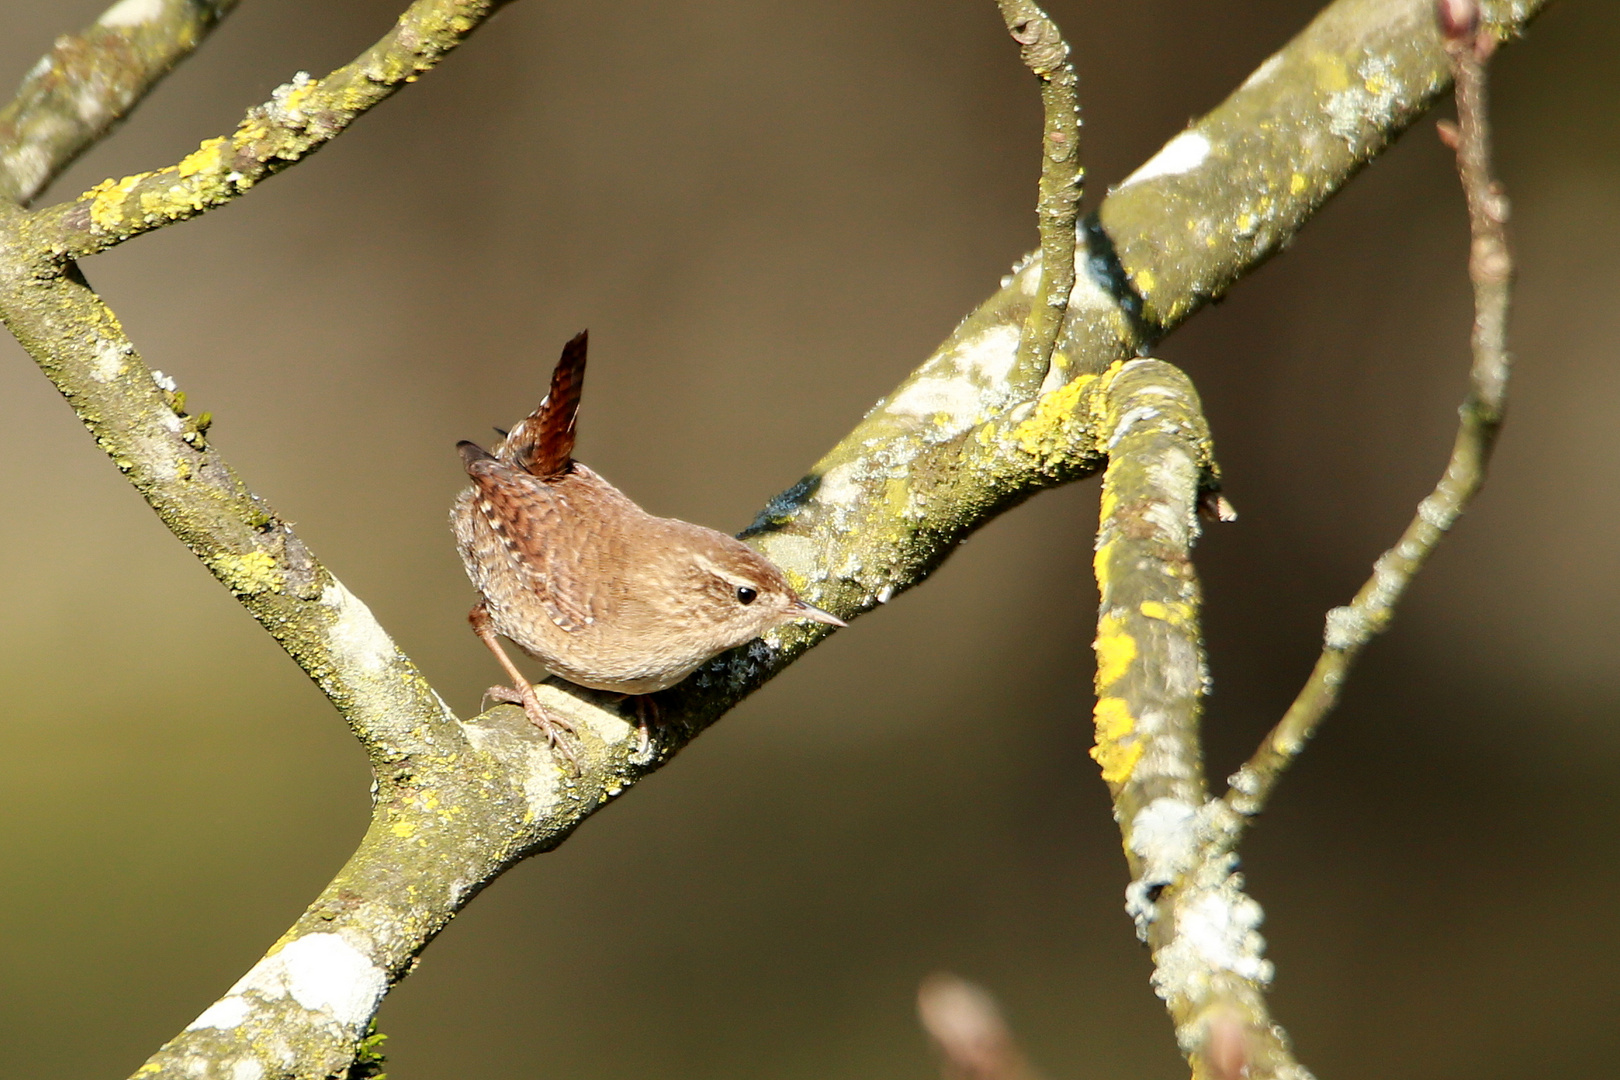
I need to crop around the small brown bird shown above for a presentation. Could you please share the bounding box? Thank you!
[452,331,844,761]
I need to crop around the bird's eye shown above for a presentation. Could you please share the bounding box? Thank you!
[736,586,758,605]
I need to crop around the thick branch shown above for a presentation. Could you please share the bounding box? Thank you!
[21,0,510,259]
[0,267,459,765]
[880,0,1546,411]
[0,0,240,206]
[1090,361,1303,1080]
[1226,4,1514,824]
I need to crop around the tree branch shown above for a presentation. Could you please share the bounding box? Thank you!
[0,0,1548,1075]
[995,0,1082,386]
[1087,360,1303,1080]
[0,0,241,206]
[1226,0,1515,824]
[19,0,511,260]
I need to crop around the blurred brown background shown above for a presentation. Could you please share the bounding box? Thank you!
[1,1,1616,1076]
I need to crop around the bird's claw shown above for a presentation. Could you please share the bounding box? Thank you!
[487,683,581,773]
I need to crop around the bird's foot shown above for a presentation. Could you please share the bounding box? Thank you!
[487,682,580,772]
[613,694,659,759]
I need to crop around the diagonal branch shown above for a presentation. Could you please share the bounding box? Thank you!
[1226,0,1515,825]
[0,0,242,206]
[20,0,512,260]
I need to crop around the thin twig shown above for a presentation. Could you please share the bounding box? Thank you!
[20,0,512,260]
[0,0,242,206]
[1226,0,1513,822]
[996,0,1082,387]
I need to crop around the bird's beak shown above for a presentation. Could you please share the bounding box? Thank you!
[792,600,847,628]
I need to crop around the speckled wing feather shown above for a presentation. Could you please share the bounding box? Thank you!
[499,330,588,479]
[457,443,602,632]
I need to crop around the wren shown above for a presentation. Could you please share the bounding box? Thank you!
[452,331,844,763]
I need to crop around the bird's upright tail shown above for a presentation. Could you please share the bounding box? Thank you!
[500,329,588,479]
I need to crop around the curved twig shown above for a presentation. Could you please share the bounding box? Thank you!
[1226,2,1514,824]
[996,0,1082,386]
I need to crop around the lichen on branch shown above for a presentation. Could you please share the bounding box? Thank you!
[21,0,512,259]
[0,0,242,206]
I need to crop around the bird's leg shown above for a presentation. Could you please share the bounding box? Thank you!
[469,603,579,770]
[626,694,659,756]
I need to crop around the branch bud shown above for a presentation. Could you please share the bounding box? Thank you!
[1435,0,1480,42]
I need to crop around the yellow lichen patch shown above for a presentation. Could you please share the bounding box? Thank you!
[1011,371,1095,459]
[87,173,148,229]
[391,819,417,838]
[1139,600,1194,628]
[236,116,271,144]
[215,550,284,595]
[1093,544,1111,596]
[1134,268,1157,294]
[1094,614,1137,689]
[1312,51,1351,93]
[1289,172,1307,195]
[178,137,227,178]
[1097,481,1118,526]
[1091,696,1143,784]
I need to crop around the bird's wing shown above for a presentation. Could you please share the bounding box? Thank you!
[459,446,603,633]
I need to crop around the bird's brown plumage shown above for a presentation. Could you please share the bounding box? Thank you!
[451,333,845,739]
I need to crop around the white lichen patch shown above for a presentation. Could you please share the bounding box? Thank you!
[1142,834,1276,1012]
[150,369,178,392]
[1156,878,1274,991]
[1324,54,1399,145]
[229,1059,265,1080]
[322,580,398,675]
[815,460,865,510]
[98,0,165,27]
[1106,404,1162,450]
[952,323,1021,385]
[231,933,386,1030]
[1130,798,1199,875]
[883,323,1019,438]
[266,72,316,124]
[91,338,129,382]
[74,85,113,126]
[187,995,252,1031]
[1121,130,1212,188]
[755,533,818,581]
[2,143,51,201]
[1066,246,1118,316]
[884,376,983,427]
[1242,52,1284,90]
